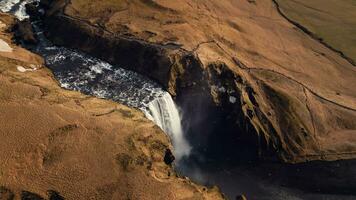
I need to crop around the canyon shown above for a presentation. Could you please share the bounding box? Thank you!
[40,0,356,163]
[0,0,356,199]
[0,4,223,200]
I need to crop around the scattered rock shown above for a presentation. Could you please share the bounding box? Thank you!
[47,190,65,200]
[0,186,14,200]
[12,19,37,45]
[236,194,247,200]
[0,13,225,199]
[21,191,44,200]
[41,0,356,164]
[0,39,12,52]
[229,96,237,104]
[116,153,134,171]
[17,65,37,72]
[25,2,42,20]
[164,149,175,165]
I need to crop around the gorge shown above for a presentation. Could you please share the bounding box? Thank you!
[2,0,192,162]
[1,0,356,200]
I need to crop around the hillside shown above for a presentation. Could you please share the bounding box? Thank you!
[41,0,356,163]
[0,13,223,200]
[275,0,356,65]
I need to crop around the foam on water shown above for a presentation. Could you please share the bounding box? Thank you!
[0,0,21,12]
[0,0,37,21]
[0,1,190,161]
[3,2,356,200]
[41,45,191,160]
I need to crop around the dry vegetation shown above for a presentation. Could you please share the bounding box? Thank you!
[0,13,223,200]
[50,0,356,162]
[275,0,356,63]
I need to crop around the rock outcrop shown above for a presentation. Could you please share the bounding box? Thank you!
[12,19,38,45]
[0,13,223,200]
[39,0,356,163]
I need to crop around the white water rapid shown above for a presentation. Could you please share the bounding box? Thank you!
[0,0,36,20]
[1,0,190,162]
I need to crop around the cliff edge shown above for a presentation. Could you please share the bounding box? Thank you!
[39,0,356,163]
[0,13,223,200]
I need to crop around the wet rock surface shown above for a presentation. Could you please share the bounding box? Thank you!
[21,191,45,200]
[1,0,356,199]
[0,187,14,200]
[0,12,223,200]
[47,191,64,200]
[0,187,64,200]
[12,19,37,44]
[164,149,175,166]
[39,0,356,164]
[33,0,356,199]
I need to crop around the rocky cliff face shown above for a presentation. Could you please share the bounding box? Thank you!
[39,0,356,163]
[0,13,223,200]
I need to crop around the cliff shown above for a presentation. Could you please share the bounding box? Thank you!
[39,0,356,163]
[0,13,223,200]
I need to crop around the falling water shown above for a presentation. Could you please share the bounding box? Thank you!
[1,0,191,161]
[41,36,191,163]
[145,93,191,160]
[4,1,356,200]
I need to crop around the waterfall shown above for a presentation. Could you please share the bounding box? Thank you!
[1,0,191,162]
[145,93,191,161]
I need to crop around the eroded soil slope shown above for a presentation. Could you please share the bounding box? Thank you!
[0,13,223,200]
[41,0,356,163]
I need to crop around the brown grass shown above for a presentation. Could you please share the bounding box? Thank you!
[275,0,356,62]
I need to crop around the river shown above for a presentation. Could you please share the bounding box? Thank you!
[1,1,356,200]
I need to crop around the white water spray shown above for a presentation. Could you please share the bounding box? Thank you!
[1,0,191,162]
[0,0,37,21]
[145,93,191,161]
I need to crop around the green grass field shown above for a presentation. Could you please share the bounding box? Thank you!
[275,0,356,63]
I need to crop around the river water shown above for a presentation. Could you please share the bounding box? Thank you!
[0,0,191,160]
[2,1,356,200]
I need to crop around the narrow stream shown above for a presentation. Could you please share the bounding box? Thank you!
[2,1,356,200]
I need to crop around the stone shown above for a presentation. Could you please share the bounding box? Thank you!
[236,195,247,200]
[0,187,14,200]
[13,19,37,44]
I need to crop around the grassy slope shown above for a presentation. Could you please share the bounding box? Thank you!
[49,0,356,162]
[0,13,223,200]
[275,0,356,63]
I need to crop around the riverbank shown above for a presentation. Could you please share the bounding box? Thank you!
[34,0,356,199]
[2,0,356,199]
[0,12,224,200]
[40,0,356,164]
